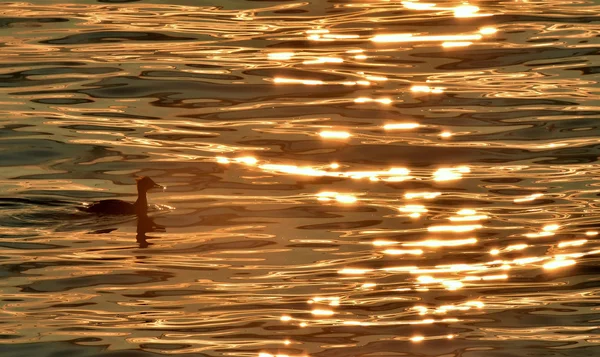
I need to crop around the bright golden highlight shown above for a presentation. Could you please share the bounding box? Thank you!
[411,85,445,93]
[433,166,470,181]
[453,4,480,17]
[216,156,230,164]
[404,192,441,199]
[442,41,473,48]
[524,231,554,238]
[543,224,560,232]
[236,156,258,165]
[403,238,477,247]
[543,259,576,270]
[383,249,424,255]
[303,57,344,64]
[399,205,428,213]
[427,224,482,232]
[513,193,543,203]
[319,130,351,139]
[274,77,324,85]
[338,268,372,275]
[372,34,482,43]
[311,309,335,316]
[372,240,397,247]
[354,97,393,104]
[450,209,488,222]
[480,27,498,35]
[268,52,294,60]
[402,1,436,10]
[316,192,358,204]
[383,123,421,130]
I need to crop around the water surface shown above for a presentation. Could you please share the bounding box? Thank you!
[1,0,600,356]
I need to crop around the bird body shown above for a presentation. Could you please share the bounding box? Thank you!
[85,177,163,215]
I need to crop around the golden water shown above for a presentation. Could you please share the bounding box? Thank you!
[1,0,600,356]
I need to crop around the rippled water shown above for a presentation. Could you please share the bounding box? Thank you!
[1,0,600,356]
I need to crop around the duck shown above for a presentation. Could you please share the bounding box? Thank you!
[85,176,163,215]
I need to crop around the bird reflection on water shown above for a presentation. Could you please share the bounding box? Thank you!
[136,214,165,248]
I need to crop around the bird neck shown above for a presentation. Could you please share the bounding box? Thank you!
[134,188,148,215]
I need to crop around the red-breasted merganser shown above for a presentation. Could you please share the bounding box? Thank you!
[85,177,163,215]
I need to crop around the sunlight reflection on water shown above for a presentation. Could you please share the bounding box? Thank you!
[1,0,600,356]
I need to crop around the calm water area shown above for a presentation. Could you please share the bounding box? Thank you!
[1,0,600,356]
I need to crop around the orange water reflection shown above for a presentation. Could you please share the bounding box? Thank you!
[1,0,599,356]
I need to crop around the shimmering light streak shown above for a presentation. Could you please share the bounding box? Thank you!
[453,4,480,17]
[274,77,324,85]
[372,34,482,43]
[382,266,418,272]
[365,75,388,81]
[322,34,360,39]
[514,257,545,265]
[317,192,357,204]
[384,123,421,130]
[411,263,487,274]
[442,280,464,290]
[480,27,498,35]
[513,193,543,203]
[405,192,441,199]
[383,249,423,255]
[543,259,576,270]
[303,57,344,64]
[433,166,470,181]
[440,131,453,138]
[524,231,554,238]
[506,244,528,252]
[586,231,598,236]
[450,214,488,221]
[319,130,351,139]
[308,296,340,306]
[402,1,436,10]
[399,205,428,213]
[335,194,357,204]
[411,85,445,93]
[354,97,393,104]
[442,41,472,48]
[373,240,397,247]
[268,52,294,60]
[411,335,425,342]
[466,301,485,308]
[403,238,477,247]
[216,156,230,164]
[427,224,481,232]
[311,309,334,316]
[236,156,258,165]
[481,274,509,281]
[338,268,372,275]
